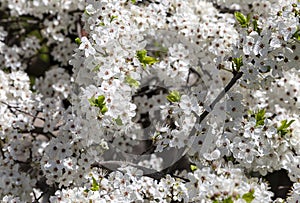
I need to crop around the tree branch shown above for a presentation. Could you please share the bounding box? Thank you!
[0,101,45,121]
[96,71,244,180]
[92,160,189,181]
[196,71,243,123]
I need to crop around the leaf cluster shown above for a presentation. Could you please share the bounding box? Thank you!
[88,95,108,115]
[136,49,159,68]
[166,90,181,102]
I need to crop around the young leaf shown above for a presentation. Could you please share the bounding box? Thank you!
[29,75,36,92]
[88,95,108,115]
[242,190,255,203]
[93,64,101,72]
[223,197,234,203]
[125,75,140,88]
[96,95,105,105]
[98,22,105,26]
[255,109,266,126]
[234,12,249,28]
[277,119,295,136]
[166,90,181,102]
[75,37,81,45]
[91,176,100,191]
[137,49,147,60]
[190,164,198,172]
[252,19,261,35]
[110,15,118,23]
[292,28,300,40]
[39,45,50,63]
[152,42,168,58]
[136,49,158,68]
[100,105,108,114]
[115,116,123,126]
[232,57,243,72]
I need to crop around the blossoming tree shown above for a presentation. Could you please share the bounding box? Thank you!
[0,0,299,202]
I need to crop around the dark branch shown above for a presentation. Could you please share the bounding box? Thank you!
[0,101,45,121]
[197,71,243,123]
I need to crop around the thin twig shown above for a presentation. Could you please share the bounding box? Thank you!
[0,101,45,121]
[92,161,189,181]
[197,71,243,123]
[20,127,56,139]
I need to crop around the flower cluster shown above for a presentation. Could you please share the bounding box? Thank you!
[186,166,273,202]
[0,0,300,202]
[49,166,188,203]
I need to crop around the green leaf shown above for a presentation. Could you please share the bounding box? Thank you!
[292,28,300,40]
[88,97,96,105]
[225,155,235,162]
[110,15,118,23]
[252,19,261,34]
[84,9,89,16]
[125,75,140,88]
[234,12,249,28]
[39,45,50,63]
[137,49,147,60]
[115,116,123,126]
[28,29,42,40]
[242,190,255,203]
[211,197,234,203]
[152,42,168,57]
[253,20,258,31]
[97,95,106,106]
[75,37,81,45]
[232,56,243,71]
[153,42,166,48]
[143,56,158,65]
[98,22,105,26]
[91,176,100,191]
[29,75,36,92]
[136,49,159,69]
[255,109,266,127]
[88,95,108,115]
[131,0,137,3]
[190,164,198,172]
[246,13,251,25]
[166,90,181,102]
[223,197,234,203]
[93,64,101,72]
[277,119,295,136]
[100,106,108,114]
